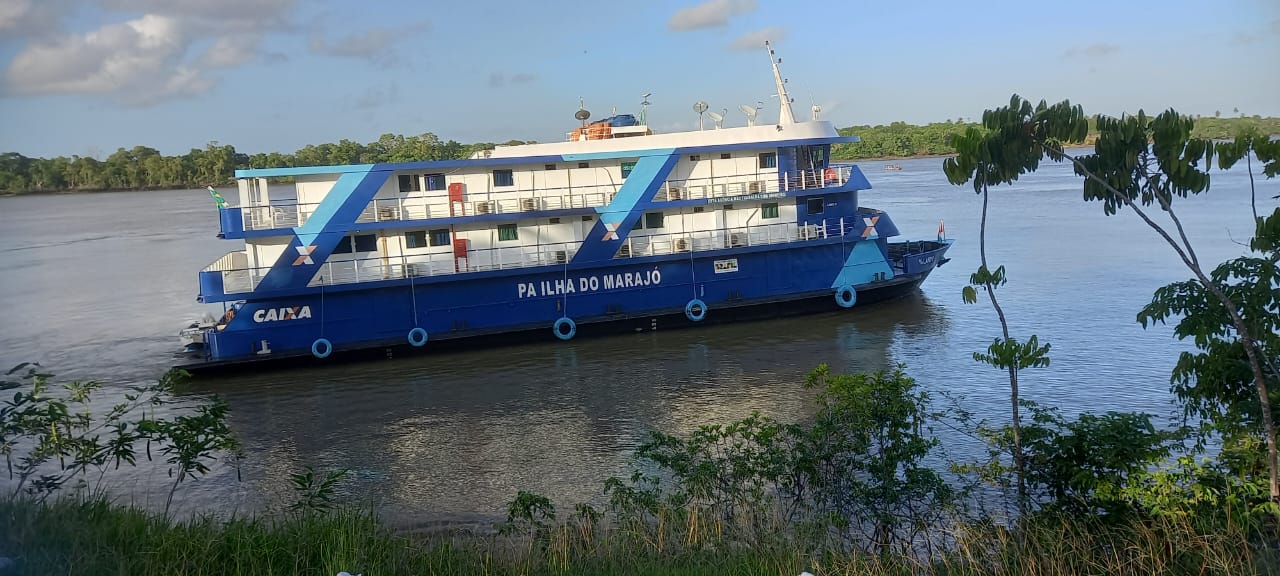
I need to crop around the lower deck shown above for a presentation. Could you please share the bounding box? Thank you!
[185,238,951,367]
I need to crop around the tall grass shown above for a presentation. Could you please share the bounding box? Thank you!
[1,497,1274,576]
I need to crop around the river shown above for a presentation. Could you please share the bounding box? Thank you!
[0,154,1270,528]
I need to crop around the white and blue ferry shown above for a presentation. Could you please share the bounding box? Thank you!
[179,45,951,372]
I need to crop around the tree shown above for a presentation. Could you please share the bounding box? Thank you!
[954,94,1280,504]
[942,106,1072,512]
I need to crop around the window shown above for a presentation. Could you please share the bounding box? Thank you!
[405,230,427,248]
[549,217,561,224]
[581,215,594,222]
[425,173,446,191]
[758,152,777,169]
[353,234,377,252]
[693,206,704,213]
[493,169,514,187]
[429,228,450,247]
[544,164,557,170]
[577,162,590,168]
[807,197,825,215]
[621,161,636,178]
[398,174,420,192]
[333,234,378,254]
[689,154,701,161]
[762,202,780,219]
[720,153,731,159]
[498,223,519,242]
[644,212,664,229]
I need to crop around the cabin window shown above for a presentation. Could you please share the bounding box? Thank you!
[405,230,428,248]
[498,223,519,242]
[430,228,451,246]
[720,153,732,159]
[354,234,377,252]
[644,212,665,229]
[807,197,824,215]
[333,234,377,254]
[758,152,777,169]
[689,155,700,161]
[621,161,636,178]
[578,162,590,168]
[693,206,704,213]
[581,215,594,222]
[398,174,420,192]
[425,174,446,191]
[493,169,514,187]
[544,164,557,170]
[549,217,561,224]
[762,203,780,219]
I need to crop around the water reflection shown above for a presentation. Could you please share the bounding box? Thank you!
[197,293,948,524]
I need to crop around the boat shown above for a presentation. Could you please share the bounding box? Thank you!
[884,164,902,171]
[175,42,952,374]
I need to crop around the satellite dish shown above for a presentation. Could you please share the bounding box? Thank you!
[708,109,725,129]
[693,100,708,130]
[739,104,759,127]
[575,97,590,127]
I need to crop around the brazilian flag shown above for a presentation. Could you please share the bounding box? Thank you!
[207,186,227,208]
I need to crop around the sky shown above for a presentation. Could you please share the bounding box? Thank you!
[0,0,1277,159]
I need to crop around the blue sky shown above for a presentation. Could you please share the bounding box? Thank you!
[0,0,1277,158]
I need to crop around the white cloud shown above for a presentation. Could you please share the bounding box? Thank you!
[198,33,262,68]
[5,14,212,105]
[308,21,428,66]
[669,0,756,31]
[730,27,785,50]
[3,0,298,104]
[1062,43,1120,59]
[0,0,71,38]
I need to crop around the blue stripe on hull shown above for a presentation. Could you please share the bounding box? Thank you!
[204,239,948,362]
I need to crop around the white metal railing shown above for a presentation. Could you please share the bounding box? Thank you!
[237,167,855,231]
[212,217,860,294]
[202,250,248,272]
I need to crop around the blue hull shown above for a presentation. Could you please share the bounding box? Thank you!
[177,239,950,375]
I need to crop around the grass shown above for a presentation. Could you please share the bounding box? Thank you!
[2,497,1277,576]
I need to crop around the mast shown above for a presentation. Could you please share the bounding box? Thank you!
[766,40,796,125]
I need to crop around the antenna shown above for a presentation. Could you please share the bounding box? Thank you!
[739,103,759,127]
[764,40,796,125]
[693,100,708,130]
[640,92,652,125]
[708,109,725,129]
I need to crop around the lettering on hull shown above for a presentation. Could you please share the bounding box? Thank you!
[253,305,313,322]
[517,268,662,299]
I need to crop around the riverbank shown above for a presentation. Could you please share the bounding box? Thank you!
[1,496,1264,576]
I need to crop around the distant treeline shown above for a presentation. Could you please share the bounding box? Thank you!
[1,116,1277,194]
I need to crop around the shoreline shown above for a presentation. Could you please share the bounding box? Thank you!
[0,147,1101,197]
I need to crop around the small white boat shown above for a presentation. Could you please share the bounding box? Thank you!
[178,314,216,352]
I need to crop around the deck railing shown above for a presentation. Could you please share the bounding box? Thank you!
[237,167,856,231]
[211,217,858,294]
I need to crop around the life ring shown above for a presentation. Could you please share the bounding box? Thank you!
[311,338,332,359]
[553,317,576,341]
[407,327,428,347]
[824,167,838,183]
[835,285,857,308]
[685,298,707,322]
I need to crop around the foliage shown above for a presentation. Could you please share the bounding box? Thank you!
[950,93,1280,504]
[0,363,240,516]
[604,364,957,556]
[959,400,1186,519]
[1,487,1270,575]
[287,466,349,514]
